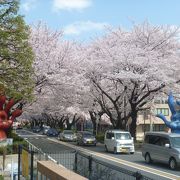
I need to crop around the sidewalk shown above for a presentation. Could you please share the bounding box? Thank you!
[0,154,18,180]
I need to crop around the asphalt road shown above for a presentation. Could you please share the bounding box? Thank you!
[17,129,180,180]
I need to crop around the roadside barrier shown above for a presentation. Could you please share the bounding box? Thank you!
[74,151,154,180]
[18,139,154,180]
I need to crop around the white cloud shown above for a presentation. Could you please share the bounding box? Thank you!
[52,0,92,11]
[21,0,37,12]
[63,21,108,35]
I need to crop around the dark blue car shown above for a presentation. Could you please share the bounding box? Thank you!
[46,128,58,137]
[32,126,42,133]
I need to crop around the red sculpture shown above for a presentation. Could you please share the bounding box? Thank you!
[0,96,22,141]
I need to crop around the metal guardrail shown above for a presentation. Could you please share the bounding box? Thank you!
[23,139,154,180]
[74,151,154,180]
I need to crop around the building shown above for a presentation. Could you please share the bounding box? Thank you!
[136,98,170,141]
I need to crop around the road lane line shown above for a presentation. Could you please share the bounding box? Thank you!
[17,130,44,137]
[48,138,180,180]
[19,135,44,138]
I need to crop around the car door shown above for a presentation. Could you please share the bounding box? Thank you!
[104,132,109,149]
[149,136,170,163]
[107,132,115,151]
[105,132,112,151]
[148,135,161,161]
[158,137,170,163]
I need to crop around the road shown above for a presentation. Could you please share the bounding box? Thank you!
[17,129,180,180]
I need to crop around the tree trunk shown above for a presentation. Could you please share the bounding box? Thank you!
[114,119,124,130]
[89,111,96,135]
[113,113,124,130]
[92,121,96,135]
[66,123,72,130]
[130,110,138,141]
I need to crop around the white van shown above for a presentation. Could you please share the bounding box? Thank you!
[104,130,135,154]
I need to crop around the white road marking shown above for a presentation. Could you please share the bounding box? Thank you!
[48,138,180,180]
[18,135,44,138]
[17,130,44,137]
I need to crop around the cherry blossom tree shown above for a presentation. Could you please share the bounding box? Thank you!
[27,22,88,129]
[83,22,180,139]
[26,21,180,140]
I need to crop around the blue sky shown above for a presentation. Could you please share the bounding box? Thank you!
[19,0,180,42]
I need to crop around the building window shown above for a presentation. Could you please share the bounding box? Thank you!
[142,124,150,132]
[153,124,167,131]
[155,108,169,116]
[154,99,168,104]
[154,100,161,104]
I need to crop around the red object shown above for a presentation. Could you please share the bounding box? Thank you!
[4,99,15,113]
[0,96,6,110]
[0,96,22,141]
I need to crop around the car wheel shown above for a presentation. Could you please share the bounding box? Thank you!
[114,147,117,154]
[105,145,108,152]
[169,158,177,170]
[145,153,152,164]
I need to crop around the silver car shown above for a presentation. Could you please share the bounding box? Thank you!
[142,132,180,170]
[76,131,96,146]
[59,130,77,141]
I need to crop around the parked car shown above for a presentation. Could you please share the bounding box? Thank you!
[104,130,135,154]
[59,130,77,141]
[32,126,42,133]
[142,132,180,170]
[76,131,96,146]
[43,126,50,135]
[46,128,59,137]
[13,122,22,130]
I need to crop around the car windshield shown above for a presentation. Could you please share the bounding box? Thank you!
[64,131,73,135]
[50,129,56,132]
[83,132,93,137]
[171,137,180,148]
[116,133,131,140]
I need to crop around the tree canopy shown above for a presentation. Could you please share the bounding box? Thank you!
[26,21,180,139]
[0,0,34,101]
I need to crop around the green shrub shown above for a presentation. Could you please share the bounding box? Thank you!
[0,146,6,155]
[24,124,30,129]
[6,145,13,154]
[134,142,143,150]
[12,141,28,154]
[0,175,4,180]
[96,133,105,143]
[10,132,24,142]
[0,140,28,155]
[0,145,14,155]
